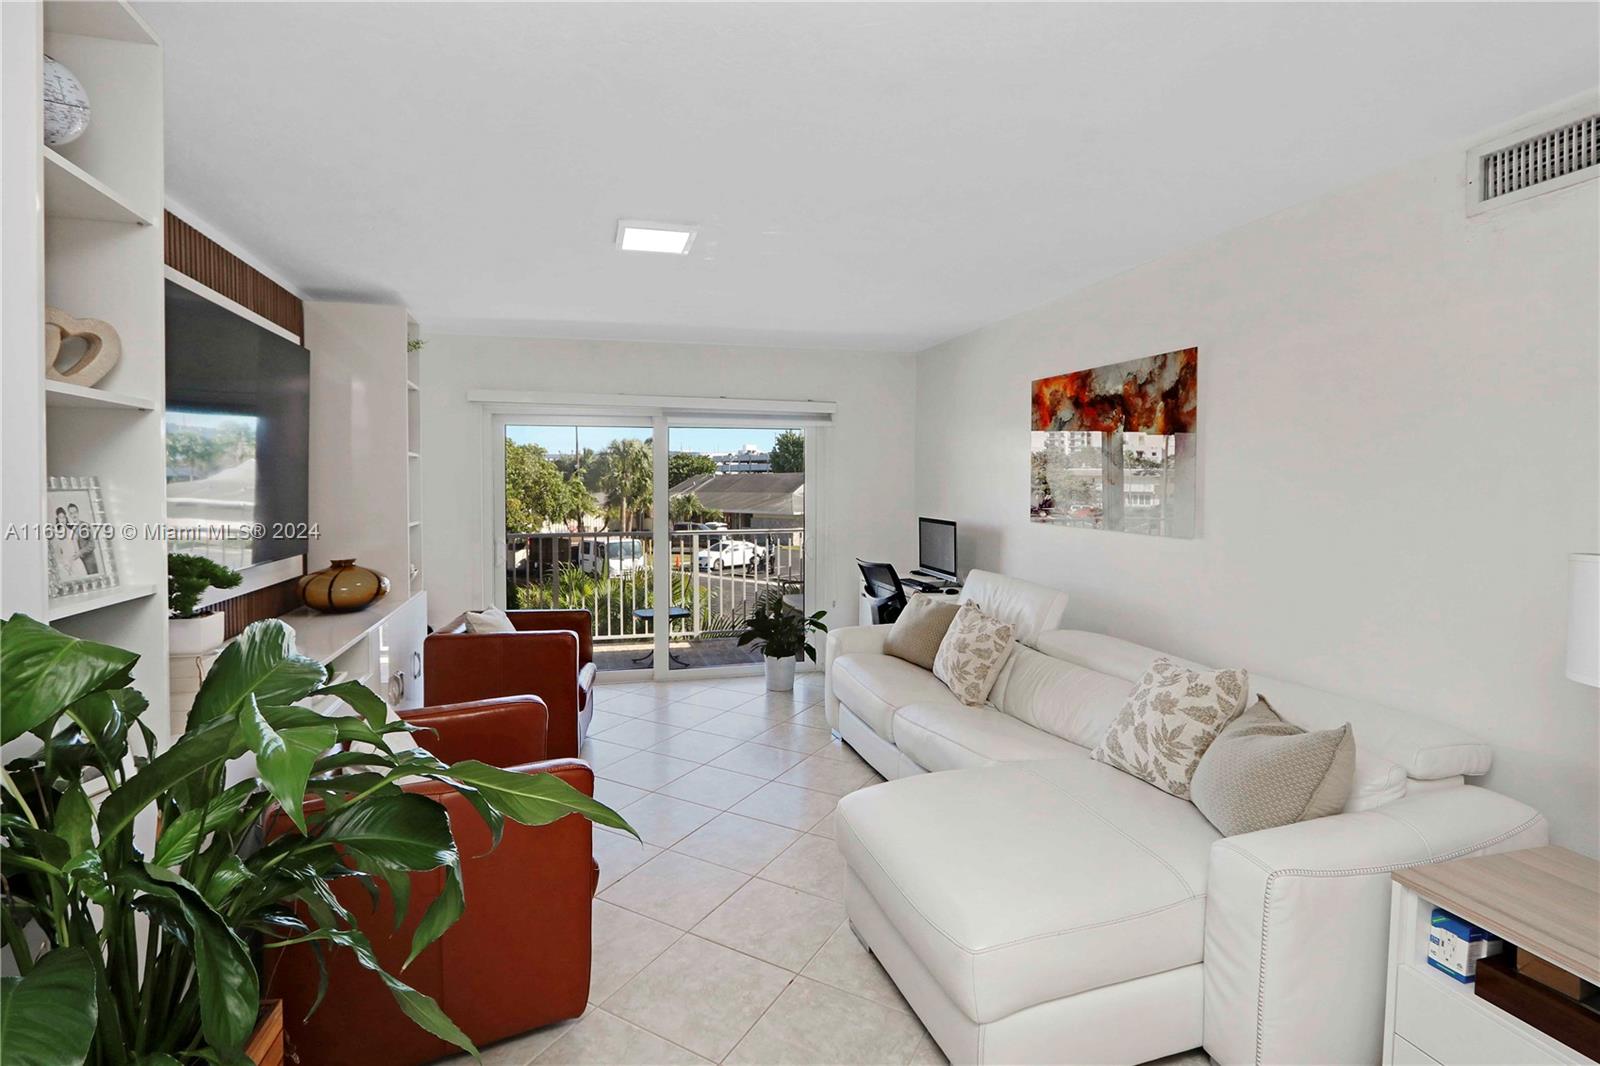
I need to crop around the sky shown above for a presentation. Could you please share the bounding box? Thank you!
[505,424,786,456]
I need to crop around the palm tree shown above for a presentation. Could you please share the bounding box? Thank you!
[599,438,652,531]
[564,470,596,531]
[669,493,723,525]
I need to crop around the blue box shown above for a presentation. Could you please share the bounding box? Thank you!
[1427,907,1502,983]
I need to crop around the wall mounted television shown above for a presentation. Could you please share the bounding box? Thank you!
[165,280,310,574]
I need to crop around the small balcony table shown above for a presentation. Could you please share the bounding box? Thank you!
[631,606,693,668]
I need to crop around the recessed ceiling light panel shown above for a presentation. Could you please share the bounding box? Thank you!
[616,220,697,255]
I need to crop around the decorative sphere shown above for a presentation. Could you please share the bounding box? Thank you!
[43,54,91,147]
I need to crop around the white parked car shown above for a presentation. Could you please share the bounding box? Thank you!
[578,537,646,577]
[695,538,768,571]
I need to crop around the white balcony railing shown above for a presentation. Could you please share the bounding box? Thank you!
[505,527,804,644]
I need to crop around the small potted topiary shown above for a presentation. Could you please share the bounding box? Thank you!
[168,552,242,654]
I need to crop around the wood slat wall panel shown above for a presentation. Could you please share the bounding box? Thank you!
[164,212,304,338]
[198,576,305,639]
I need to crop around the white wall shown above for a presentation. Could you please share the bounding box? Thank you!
[915,125,1600,853]
[418,336,919,632]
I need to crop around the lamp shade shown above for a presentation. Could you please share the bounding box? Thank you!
[1567,553,1600,688]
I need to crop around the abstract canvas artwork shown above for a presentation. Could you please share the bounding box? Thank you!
[1030,347,1198,538]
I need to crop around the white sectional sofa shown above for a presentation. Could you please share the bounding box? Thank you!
[825,571,1548,1066]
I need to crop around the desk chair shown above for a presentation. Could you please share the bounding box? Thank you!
[856,559,908,624]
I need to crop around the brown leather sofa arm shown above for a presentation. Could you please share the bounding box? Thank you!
[398,695,548,766]
[509,609,593,666]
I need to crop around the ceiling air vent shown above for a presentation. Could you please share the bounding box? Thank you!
[1468,103,1600,215]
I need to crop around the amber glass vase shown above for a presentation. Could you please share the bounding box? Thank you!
[297,558,390,613]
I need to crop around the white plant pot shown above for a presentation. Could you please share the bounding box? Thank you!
[169,612,225,656]
[169,649,219,736]
[765,654,796,692]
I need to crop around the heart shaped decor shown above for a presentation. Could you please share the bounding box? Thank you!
[45,307,122,387]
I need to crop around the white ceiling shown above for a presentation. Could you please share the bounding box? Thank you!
[144,2,1598,351]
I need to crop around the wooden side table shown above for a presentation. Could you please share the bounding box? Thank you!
[1383,845,1600,1064]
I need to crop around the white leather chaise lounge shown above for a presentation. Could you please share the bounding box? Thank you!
[825,571,1547,1065]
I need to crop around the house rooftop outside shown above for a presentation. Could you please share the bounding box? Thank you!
[669,472,804,517]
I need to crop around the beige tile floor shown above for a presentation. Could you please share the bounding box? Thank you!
[445,674,1212,1066]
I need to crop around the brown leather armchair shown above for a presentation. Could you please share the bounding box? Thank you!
[424,610,596,758]
[264,696,597,1066]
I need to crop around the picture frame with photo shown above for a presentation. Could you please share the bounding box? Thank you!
[47,475,119,599]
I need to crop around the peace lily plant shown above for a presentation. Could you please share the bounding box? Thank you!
[736,585,828,692]
[0,614,632,1065]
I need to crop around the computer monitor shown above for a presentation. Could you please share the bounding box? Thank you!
[918,518,958,581]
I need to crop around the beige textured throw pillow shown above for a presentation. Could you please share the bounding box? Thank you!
[1090,657,1249,798]
[1190,696,1355,836]
[465,607,517,633]
[884,594,961,671]
[932,603,1017,706]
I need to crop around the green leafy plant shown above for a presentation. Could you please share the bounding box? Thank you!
[0,614,632,1065]
[665,451,716,488]
[735,585,827,662]
[769,430,805,473]
[506,439,596,534]
[168,553,243,618]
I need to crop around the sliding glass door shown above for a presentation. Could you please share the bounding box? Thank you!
[663,425,807,672]
[493,412,814,678]
[499,419,657,675]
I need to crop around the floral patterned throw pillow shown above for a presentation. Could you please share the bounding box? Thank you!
[932,603,1017,707]
[1090,658,1249,799]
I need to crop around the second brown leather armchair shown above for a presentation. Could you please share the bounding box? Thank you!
[424,609,596,757]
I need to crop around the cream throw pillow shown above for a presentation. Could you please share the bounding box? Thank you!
[1190,696,1355,836]
[1090,657,1249,798]
[932,603,1017,706]
[884,594,961,671]
[465,606,517,633]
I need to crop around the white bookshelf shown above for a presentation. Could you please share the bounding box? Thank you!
[42,0,156,45]
[47,582,158,622]
[45,380,155,410]
[43,147,155,225]
[1,1,170,751]
[406,317,424,595]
